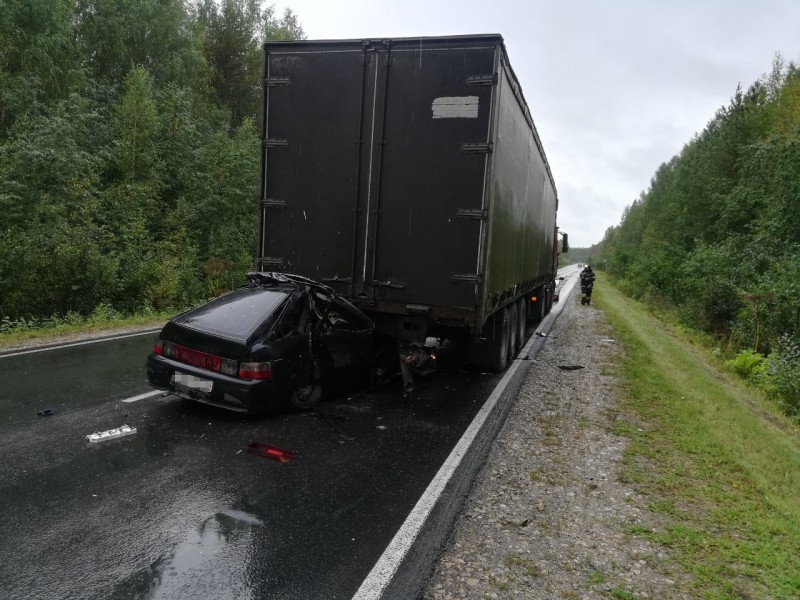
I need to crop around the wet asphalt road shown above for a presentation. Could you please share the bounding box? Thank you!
[0,333,506,599]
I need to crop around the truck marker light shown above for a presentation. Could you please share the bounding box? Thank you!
[530,295,539,303]
[247,442,296,462]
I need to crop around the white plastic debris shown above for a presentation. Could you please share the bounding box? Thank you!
[86,424,137,443]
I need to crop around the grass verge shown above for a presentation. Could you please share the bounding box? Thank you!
[0,313,170,350]
[593,277,800,599]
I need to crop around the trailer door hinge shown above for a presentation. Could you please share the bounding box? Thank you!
[451,273,482,284]
[265,77,291,87]
[258,256,286,268]
[261,198,287,208]
[460,142,492,154]
[263,138,289,149]
[456,208,488,220]
[466,74,497,86]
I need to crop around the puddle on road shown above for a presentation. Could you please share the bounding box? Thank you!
[146,508,264,599]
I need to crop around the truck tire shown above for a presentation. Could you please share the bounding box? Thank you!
[507,302,518,358]
[516,297,527,349]
[489,307,511,372]
[467,307,510,372]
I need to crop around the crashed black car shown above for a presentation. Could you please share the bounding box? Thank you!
[147,272,376,413]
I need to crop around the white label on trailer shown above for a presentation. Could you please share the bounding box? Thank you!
[432,96,479,119]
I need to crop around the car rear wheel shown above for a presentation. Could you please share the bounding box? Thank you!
[290,381,322,410]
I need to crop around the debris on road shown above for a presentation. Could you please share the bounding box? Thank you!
[315,411,356,441]
[86,424,137,443]
[37,407,55,417]
[246,442,296,463]
[557,365,584,370]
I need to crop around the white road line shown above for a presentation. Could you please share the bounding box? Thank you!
[352,328,542,600]
[0,329,162,359]
[121,390,163,403]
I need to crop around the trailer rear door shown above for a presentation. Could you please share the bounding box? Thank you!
[367,41,496,310]
[259,44,368,294]
[260,37,499,313]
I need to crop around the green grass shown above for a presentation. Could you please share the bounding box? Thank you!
[595,277,800,599]
[608,588,639,600]
[588,570,606,585]
[0,313,169,349]
[504,552,542,578]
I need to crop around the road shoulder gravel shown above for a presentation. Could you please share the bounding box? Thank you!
[423,291,692,599]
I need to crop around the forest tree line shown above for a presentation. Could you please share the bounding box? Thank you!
[0,0,303,325]
[594,57,800,415]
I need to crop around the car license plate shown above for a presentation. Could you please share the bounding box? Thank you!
[172,373,213,393]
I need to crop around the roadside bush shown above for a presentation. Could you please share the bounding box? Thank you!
[726,349,768,381]
[88,302,122,324]
[0,316,38,333]
[765,334,800,417]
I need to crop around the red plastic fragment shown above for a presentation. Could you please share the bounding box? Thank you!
[247,442,296,463]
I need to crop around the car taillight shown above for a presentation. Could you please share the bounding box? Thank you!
[161,341,237,376]
[239,361,273,380]
[247,442,295,462]
[153,340,164,355]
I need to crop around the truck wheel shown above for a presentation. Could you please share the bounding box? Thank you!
[489,307,510,371]
[544,288,553,315]
[516,298,527,348]
[507,302,518,358]
[468,307,510,372]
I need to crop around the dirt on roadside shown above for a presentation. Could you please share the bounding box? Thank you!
[423,293,693,599]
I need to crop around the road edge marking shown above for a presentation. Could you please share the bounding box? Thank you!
[352,296,566,600]
[0,329,162,359]
[121,390,163,404]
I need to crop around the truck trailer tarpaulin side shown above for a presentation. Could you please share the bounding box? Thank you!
[258,34,565,372]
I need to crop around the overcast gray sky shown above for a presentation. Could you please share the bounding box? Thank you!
[275,0,800,247]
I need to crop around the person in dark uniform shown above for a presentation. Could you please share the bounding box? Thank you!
[580,264,596,305]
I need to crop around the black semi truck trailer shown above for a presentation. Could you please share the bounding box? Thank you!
[258,34,566,372]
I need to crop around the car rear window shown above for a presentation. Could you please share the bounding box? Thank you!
[175,287,290,342]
